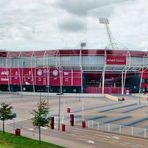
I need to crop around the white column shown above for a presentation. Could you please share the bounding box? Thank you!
[139,69,144,104]
[71,68,73,86]
[102,69,105,94]
[123,70,127,94]
[21,56,24,91]
[47,67,50,94]
[81,67,83,93]
[18,52,23,93]
[6,56,10,92]
[102,50,106,94]
[59,50,62,94]
[80,48,83,93]
[31,51,35,93]
[121,71,124,95]
[47,52,50,94]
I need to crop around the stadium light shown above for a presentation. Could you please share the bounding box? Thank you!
[99,18,114,50]
[99,18,109,24]
[80,42,86,48]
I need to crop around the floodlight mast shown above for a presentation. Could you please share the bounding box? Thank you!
[99,18,114,50]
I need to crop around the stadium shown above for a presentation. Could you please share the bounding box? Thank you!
[0,49,147,94]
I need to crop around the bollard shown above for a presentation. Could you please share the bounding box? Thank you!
[70,114,74,126]
[62,124,65,132]
[15,128,21,136]
[50,117,54,129]
[67,108,71,113]
[82,120,86,128]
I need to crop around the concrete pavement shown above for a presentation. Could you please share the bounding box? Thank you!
[0,93,148,147]
[3,119,148,148]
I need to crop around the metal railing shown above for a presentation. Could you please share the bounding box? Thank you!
[87,120,148,138]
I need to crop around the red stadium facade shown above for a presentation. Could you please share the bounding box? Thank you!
[0,49,147,94]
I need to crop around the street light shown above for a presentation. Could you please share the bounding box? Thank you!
[79,42,86,102]
[37,90,43,103]
[80,42,86,94]
[56,92,63,130]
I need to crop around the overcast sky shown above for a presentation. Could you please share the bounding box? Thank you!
[0,0,147,51]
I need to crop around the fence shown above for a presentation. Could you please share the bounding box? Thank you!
[87,120,148,138]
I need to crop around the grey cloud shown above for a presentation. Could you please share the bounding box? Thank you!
[56,0,133,16]
[88,4,115,18]
[58,17,86,32]
[0,0,147,51]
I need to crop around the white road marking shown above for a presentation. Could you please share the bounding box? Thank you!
[107,140,118,144]
[41,127,48,130]
[98,135,111,139]
[131,144,143,148]
[119,142,131,146]
[88,140,95,144]
[112,136,120,140]
[28,128,34,131]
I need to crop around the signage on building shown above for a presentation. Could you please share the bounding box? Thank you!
[0,67,82,87]
[106,55,126,65]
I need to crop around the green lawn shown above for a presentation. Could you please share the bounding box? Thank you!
[0,131,64,148]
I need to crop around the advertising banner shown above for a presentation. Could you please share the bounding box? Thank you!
[0,68,10,84]
[10,68,22,85]
[35,68,48,85]
[106,55,126,65]
[23,68,34,85]
[50,68,61,86]
[0,67,82,87]
[63,70,72,86]
[73,70,81,86]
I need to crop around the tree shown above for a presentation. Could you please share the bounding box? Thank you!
[32,100,49,144]
[0,102,13,133]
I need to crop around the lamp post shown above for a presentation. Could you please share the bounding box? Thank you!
[57,66,63,130]
[37,90,42,104]
[57,92,63,130]
[80,42,86,94]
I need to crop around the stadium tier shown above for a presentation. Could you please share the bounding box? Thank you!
[0,49,147,94]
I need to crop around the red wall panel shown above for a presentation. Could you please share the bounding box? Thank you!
[0,67,82,87]
[106,55,126,65]
[23,68,34,85]
[35,68,48,85]
[63,70,72,86]
[10,68,22,85]
[73,70,81,86]
[141,83,148,88]
[0,68,10,84]
[50,68,61,86]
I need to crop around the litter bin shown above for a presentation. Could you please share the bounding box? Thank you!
[15,128,21,136]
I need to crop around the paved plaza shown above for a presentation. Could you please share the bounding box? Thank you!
[0,92,148,148]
